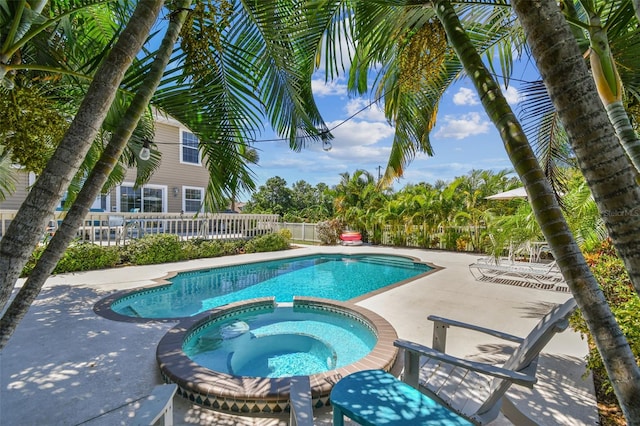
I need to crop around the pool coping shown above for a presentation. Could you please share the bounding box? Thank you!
[156,296,401,416]
[92,251,441,323]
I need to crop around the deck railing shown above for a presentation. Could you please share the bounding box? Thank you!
[0,210,280,246]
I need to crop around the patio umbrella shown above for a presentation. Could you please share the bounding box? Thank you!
[485,187,527,200]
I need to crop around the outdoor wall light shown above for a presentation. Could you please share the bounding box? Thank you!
[139,139,151,161]
[173,187,179,197]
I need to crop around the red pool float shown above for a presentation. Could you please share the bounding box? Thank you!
[340,231,362,245]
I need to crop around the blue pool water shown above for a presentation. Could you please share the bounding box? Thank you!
[183,304,377,377]
[112,254,431,319]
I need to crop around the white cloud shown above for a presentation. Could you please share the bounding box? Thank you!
[453,87,479,106]
[312,79,348,97]
[344,98,387,122]
[434,112,491,140]
[331,118,394,141]
[452,85,521,107]
[501,85,521,105]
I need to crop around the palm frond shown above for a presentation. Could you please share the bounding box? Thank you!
[0,146,18,200]
[517,79,573,201]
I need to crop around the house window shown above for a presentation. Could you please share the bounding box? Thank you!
[183,187,204,213]
[120,186,140,212]
[143,187,163,212]
[181,131,200,165]
[119,185,166,212]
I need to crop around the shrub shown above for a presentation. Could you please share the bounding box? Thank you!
[456,235,470,251]
[20,232,291,277]
[316,219,343,245]
[570,239,640,397]
[222,240,245,255]
[244,232,289,253]
[183,238,225,260]
[125,234,185,265]
[278,228,292,240]
[22,241,121,276]
[443,229,462,250]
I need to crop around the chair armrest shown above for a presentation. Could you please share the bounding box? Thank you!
[394,339,537,388]
[427,315,524,343]
[133,383,177,425]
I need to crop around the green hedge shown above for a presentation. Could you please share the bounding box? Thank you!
[21,231,291,277]
[244,232,290,253]
[125,234,185,265]
[22,241,121,276]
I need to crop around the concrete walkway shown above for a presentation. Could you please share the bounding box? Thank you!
[0,246,598,425]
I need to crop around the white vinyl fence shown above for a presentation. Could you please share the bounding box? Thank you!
[276,222,479,252]
[275,222,321,244]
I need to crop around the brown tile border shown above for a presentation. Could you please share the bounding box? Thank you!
[156,297,401,416]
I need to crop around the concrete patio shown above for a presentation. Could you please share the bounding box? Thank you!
[0,246,598,425]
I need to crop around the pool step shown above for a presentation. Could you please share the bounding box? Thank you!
[122,305,141,317]
[355,256,417,269]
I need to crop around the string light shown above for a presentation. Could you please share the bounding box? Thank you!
[139,139,151,160]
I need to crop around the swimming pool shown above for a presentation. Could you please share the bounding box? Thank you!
[103,253,433,320]
[183,302,377,377]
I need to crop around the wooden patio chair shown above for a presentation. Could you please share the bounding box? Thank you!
[330,298,578,425]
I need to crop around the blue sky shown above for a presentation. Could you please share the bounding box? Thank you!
[244,73,526,199]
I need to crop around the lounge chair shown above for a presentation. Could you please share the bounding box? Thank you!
[469,258,565,290]
[330,298,578,425]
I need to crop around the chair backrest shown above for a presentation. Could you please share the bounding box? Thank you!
[478,298,578,416]
[502,298,577,372]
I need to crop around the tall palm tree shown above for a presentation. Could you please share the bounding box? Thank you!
[510,0,640,416]
[557,0,640,172]
[0,0,193,349]
[0,0,164,313]
[435,0,640,420]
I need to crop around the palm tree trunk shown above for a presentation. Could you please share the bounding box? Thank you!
[605,100,640,169]
[0,1,191,349]
[513,3,640,277]
[0,0,164,314]
[587,18,640,173]
[633,0,640,23]
[512,0,640,421]
[434,0,640,422]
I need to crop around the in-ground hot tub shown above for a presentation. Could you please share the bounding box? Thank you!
[157,297,400,416]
